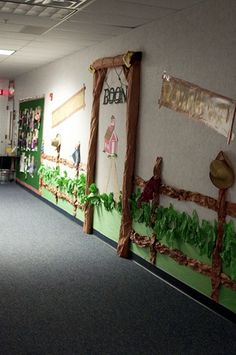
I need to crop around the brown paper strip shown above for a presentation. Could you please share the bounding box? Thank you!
[130,230,236,292]
[41,181,84,209]
[211,189,227,302]
[135,175,236,219]
[91,52,142,71]
[117,56,142,258]
[135,176,218,211]
[41,153,86,171]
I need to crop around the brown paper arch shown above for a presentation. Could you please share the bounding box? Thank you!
[83,51,142,258]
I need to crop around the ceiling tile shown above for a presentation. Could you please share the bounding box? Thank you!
[34,36,97,47]
[0,39,29,49]
[63,12,147,27]
[0,31,39,40]
[0,23,25,32]
[117,0,205,10]
[0,1,73,18]
[19,25,48,35]
[57,21,130,35]
[5,0,87,10]
[24,40,78,49]
[43,29,110,41]
[75,0,175,18]
[0,13,58,27]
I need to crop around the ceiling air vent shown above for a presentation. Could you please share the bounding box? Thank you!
[4,1,90,10]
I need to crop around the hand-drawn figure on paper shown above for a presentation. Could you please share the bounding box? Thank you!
[103,115,119,201]
[72,142,81,175]
[35,106,41,122]
[103,115,118,156]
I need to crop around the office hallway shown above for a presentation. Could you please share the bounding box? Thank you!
[0,183,235,355]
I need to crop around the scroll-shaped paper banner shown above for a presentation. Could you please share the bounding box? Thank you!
[159,74,236,144]
[52,85,86,128]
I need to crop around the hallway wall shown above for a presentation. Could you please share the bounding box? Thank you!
[15,0,236,312]
[0,80,10,155]
[15,0,236,209]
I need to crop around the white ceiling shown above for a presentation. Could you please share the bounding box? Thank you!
[0,0,205,79]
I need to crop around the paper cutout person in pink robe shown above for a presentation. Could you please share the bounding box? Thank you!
[103,115,118,156]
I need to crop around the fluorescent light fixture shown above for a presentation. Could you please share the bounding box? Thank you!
[0,49,15,56]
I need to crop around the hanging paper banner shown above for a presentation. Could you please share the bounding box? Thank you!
[159,74,236,144]
[52,85,86,128]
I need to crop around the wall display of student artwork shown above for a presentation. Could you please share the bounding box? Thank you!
[96,67,127,204]
[16,97,44,190]
[131,153,236,305]
[159,73,236,144]
[83,51,142,259]
[48,85,86,174]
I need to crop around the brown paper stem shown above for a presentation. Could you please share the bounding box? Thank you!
[134,176,236,218]
[211,189,227,302]
[130,230,236,292]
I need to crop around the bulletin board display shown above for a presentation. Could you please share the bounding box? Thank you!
[16,97,44,190]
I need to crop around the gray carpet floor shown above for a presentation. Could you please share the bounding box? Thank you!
[0,182,235,355]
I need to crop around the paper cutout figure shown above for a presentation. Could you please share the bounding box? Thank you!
[19,153,26,173]
[41,140,44,154]
[28,155,35,177]
[35,106,41,122]
[29,108,34,130]
[103,115,118,156]
[103,116,119,200]
[31,129,38,150]
[51,133,61,154]
[72,142,81,168]
[209,151,234,189]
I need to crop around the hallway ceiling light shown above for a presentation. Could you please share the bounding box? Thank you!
[0,49,15,55]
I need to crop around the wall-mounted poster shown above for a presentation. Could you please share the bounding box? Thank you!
[159,73,236,144]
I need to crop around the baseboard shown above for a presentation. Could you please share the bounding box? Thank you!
[17,181,236,324]
[16,178,40,195]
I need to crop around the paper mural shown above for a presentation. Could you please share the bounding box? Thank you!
[159,74,236,143]
[18,107,41,151]
[52,85,86,128]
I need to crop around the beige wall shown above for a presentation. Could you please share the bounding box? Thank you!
[15,0,236,222]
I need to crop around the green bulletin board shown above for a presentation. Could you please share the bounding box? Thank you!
[16,97,44,190]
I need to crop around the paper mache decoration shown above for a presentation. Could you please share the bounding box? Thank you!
[209,151,234,189]
[51,133,61,153]
[72,142,81,168]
